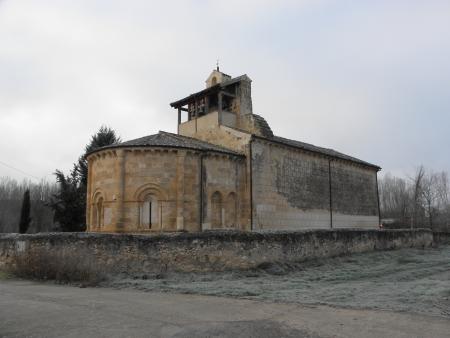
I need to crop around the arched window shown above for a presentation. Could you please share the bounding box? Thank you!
[92,194,104,229]
[211,76,217,85]
[135,184,167,231]
[225,192,237,228]
[211,191,223,228]
[140,194,158,229]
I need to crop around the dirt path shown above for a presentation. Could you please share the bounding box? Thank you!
[0,279,449,338]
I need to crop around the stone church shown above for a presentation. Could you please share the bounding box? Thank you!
[86,68,381,233]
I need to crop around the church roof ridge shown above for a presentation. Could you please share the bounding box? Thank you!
[253,133,380,170]
[86,131,242,157]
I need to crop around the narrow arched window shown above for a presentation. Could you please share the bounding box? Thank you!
[211,191,223,228]
[211,76,217,85]
[225,192,237,228]
[140,195,158,229]
[96,198,103,228]
[92,195,104,229]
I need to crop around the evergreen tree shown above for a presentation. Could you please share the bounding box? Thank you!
[49,126,121,232]
[48,167,86,232]
[19,189,31,234]
[76,125,121,187]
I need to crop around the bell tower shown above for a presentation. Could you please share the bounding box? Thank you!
[170,68,252,125]
[170,68,272,141]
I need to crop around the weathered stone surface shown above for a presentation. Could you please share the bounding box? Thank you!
[0,230,433,275]
[330,161,378,216]
[87,146,248,233]
[252,139,379,229]
[274,152,330,210]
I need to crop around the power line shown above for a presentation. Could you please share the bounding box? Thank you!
[0,160,41,181]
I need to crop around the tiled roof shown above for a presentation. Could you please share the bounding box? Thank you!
[170,75,251,108]
[89,131,241,156]
[88,129,379,169]
[261,135,380,169]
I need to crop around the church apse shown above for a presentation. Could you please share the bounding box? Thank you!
[86,131,249,233]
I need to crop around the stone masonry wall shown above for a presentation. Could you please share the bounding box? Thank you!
[123,149,180,231]
[0,230,433,275]
[179,111,252,153]
[88,149,123,232]
[252,139,379,230]
[88,148,183,233]
[87,147,247,233]
[202,155,249,231]
[330,160,379,228]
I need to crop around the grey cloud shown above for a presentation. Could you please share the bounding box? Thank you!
[0,0,449,181]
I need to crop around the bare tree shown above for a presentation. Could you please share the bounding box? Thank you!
[435,172,449,207]
[380,167,450,232]
[379,173,410,226]
[0,177,57,233]
[421,171,438,230]
[410,166,425,229]
[434,172,450,231]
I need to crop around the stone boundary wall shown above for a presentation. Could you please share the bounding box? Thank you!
[0,229,434,275]
[433,231,450,245]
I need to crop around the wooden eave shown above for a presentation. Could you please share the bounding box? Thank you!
[170,85,221,108]
[170,75,249,109]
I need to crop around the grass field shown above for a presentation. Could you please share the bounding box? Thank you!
[110,245,450,317]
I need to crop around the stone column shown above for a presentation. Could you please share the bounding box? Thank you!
[194,100,198,133]
[218,92,223,125]
[205,96,209,115]
[115,149,126,232]
[234,159,241,230]
[85,157,93,231]
[176,151,186,231]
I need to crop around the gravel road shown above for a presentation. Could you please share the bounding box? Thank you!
[1,279,449,338]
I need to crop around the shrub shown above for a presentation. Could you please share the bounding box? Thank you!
[9,249,106,286]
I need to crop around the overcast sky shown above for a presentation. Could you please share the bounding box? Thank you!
[1,0,449,182]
